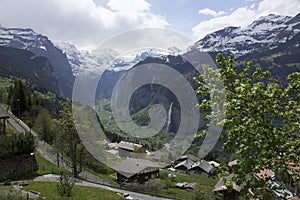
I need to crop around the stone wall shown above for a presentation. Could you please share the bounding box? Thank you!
[0,154,38,181]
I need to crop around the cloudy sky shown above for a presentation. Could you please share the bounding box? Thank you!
[0,0,299,49]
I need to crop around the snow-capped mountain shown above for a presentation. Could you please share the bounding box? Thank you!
[54,42,119,76]
[191,13,300,57]
[0,27,74,98]
[57,41,181,75]
[109,47,179,72]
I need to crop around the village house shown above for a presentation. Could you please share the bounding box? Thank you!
[213,174,242,199]
[187,160,215,177]
[174,154,199,164]
[112,158,162,184]
[174,159,194,174]
[117,141,144,157]
[174,158,216,177]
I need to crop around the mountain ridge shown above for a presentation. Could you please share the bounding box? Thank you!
[191,13,300,57]
[0,27,75,98]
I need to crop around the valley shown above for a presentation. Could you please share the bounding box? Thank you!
[0,10,299,200]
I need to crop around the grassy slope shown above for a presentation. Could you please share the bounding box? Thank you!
[147,170,217,199]
[23,181,123,200]
[35,153,61,176]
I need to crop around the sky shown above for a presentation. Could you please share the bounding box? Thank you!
[0,0,299,49]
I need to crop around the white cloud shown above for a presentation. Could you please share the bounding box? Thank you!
[192,0,300,40]
[0,0,169,48]
[198,8,226,17]
[107,0,150,13]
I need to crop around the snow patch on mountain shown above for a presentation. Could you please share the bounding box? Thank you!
[54,42,119,76]
[109,48,178,72]
[191,13,300,57]
[0,27,46,49]
[56,41,181,75]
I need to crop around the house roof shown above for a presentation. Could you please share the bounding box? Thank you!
[228,159,239,167]
[176,154,199,162]
[213,174,242,193]
[112,158,162,178]
[188,160,214,174]
[176,182,188,188]
[185,182,198,190]
[255,169,275,180]
[118,141,143,151]
[0,106,9,119]
[174,159,194,170]
[175,182,198,190]
[208,161,220,167]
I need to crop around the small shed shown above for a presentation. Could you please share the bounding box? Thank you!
[228,159,239,167]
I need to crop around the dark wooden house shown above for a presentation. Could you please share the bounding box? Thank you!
[112,158,162,184]
[117,141,144,157]
[213,174,242,199]
[187,160,215,177]
[175,154,199,164]
[174,160,194,174]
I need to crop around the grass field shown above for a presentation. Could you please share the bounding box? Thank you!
[35,153,62,176]
[23,181,123,200]
[157,170,217,199]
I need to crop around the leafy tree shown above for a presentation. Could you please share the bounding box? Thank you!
[195,54,300,198]
[9,80,29,117]
[56,170,74,197]
[55,107,84,177]
[34,108,55,144]
[0,133,35,159]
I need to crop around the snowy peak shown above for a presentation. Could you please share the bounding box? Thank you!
[109,48,177,72]
[250,14,291,27]
[57,41,180,75]
[0,27,75,98]
[192,13,300,57]
[55,42,119,76]
[0,27,49,50]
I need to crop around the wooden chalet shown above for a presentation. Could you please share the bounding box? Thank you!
[213,174,242,199]
[117,141,144,157]
[175,154,199,164]
[174,159,194,174]
[112,158,162,184]
[187,160,215,177]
